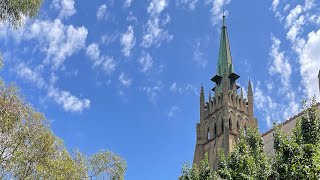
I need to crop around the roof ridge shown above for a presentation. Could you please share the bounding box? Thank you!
[261,102,320,137]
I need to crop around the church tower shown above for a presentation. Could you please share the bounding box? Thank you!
[193,15,257,169]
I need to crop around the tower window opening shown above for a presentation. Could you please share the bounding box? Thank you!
[207,128,211,140]
[229,118,232,131]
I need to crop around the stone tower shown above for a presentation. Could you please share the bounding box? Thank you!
[193,15,257,170]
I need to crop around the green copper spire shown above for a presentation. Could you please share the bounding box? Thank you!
[217,15,234,76]
[212,15,239,93]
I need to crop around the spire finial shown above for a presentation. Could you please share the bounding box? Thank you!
[222,4,226,27]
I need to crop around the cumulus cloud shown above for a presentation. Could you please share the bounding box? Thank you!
[167,105,181,118]
[119,73,132,87]
[15,63,46,89]
[139,52,153,72]
[271,0,279,12]
[124,0,134,7]
[298,30,320,101]
[285,5,302,28]
[176,0,199,10]
[205,0,231,25]
[48,87,90,113]
[147,0,168,17]
[121,26,136,57]
[141,84,162,104]
[142,0,173,48]
[141,17,173,48]
[193,39,207,68]
[25,19,88,69]
[169,82,198,95]
[52,0,76,19]
[14,63,90,113]
[86,43,100,61]
[97,4,107,20]
[254,82,299,128]
[86,43,116,74]
[269,35,292,90]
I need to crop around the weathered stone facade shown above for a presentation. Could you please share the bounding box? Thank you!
[193,16,257,169]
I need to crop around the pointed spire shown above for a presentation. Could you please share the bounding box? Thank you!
[209,90,212,101]
[248,78,253,95]
[240,87,243,99]
[217,15,234,76]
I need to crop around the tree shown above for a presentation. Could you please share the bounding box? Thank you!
[179,153,212,180]
[215,126,271,180]
[0,0,43,27]
[273,97,320,179]
[0,78,126,179]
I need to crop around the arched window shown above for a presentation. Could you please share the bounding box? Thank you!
[207,128,211,140]
[214,123,217,136]
[229,118,232,131]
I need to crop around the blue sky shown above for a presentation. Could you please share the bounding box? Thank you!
[0,0,320,179]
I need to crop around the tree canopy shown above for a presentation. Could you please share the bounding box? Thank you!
[0,78,126,179]
[0,0,43,27]
[272,97,320,179]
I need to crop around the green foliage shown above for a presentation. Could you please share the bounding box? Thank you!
[179,127,271,180]
[179,153,212,180]
[216,127,271,180]
[0,0,43,28]
[0,79,126,179]
[273,97,320,180]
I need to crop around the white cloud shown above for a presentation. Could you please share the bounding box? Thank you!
[121,26,136,57]
[141,17,173,48]
[147,0,168,17]
[285,5,302,28]
[139,52,153,72]
[97,4,107,20]
[254,82,298,128]
[205,0,231,25]
[141,84,162,104]
[176,0,199,10]
[14,63,90,113]
[167,105,181,118]
[142,0,172,48]
[124,0,134,7]
[169,82,198,95]
[269,35,292,90]
[170,82,179,92]
[271,0,279,12]
[25,19,88,69]
[119,73,132,87]
[193,39,207,68]
[15,63,46,89]
[86,43,100,61]
[86,43,116,74]
[298,29,320,101]
[286,15,305,43]
[101,56,116,74]
[48,87,90,113]
[52,0,76,19]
